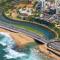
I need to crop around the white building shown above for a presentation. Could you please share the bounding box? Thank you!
[18,8,33,20]
[19,8,32,16]
[55,0,60,14]
[36,0,46,11]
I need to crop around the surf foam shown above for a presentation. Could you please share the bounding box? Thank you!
[0,32,15,47]
[0,32,28,59]
[4,47,28,59]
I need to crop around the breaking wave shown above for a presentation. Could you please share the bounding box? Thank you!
[0,32,15,47]
[4,47,27,59]
[0,32,28,59]
[0,32,52,60]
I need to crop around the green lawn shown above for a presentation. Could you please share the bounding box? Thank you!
[4,10,59,38]
[0,21,44,37]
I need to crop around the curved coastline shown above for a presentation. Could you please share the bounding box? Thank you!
[0,23,59,58]
[2,12,58,40]
[0,8,59,60]
[0,27,35,47]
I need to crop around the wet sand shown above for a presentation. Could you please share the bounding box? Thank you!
[0,28,35,47]
[38,44,60,60]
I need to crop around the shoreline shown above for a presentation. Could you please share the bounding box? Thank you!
[0,27,60,60]
[0,28,35,47]
[38,44,60,60]
[3,12,57,39]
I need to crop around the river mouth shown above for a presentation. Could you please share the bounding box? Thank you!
[0,32,54,60]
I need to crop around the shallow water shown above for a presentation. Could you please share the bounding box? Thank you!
[0,32,54,60]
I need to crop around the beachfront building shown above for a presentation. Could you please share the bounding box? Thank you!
[35,0,56,14]
[18,8,33,20]
[44,0,56,15]
[12,0,35,20]
[36,0,46,11]
[55,0,60,14]
[45,0,60,15]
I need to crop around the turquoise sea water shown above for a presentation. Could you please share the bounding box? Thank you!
[0,32,54,60]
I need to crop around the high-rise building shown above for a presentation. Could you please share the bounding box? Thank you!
[36,0,45,11]
[55,0,60,14]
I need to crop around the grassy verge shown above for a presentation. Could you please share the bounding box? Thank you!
[4,11,58,38]
[0,21,44,37]
[54,27,60,38]
[15,24,43,36]
[26,18,58,38]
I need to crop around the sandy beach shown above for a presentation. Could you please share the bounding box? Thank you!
[0,28,35,47]
[38,44,60,60]
[0,28,60,60]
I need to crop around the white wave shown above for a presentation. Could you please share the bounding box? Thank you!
[0,32,10,37]
[4,47,27,59]
[0,32,28,59]
[0,32,15,48]
[0,42,6,46]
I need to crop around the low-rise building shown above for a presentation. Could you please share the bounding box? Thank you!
[18,8,33,20]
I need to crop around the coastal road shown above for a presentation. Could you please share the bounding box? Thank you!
[0,9,54,44]
[0,24,48,44]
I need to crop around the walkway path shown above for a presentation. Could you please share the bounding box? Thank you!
[0,24,48,44]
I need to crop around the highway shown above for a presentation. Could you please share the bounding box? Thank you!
[0,9,55,44]
[0,24,48,44]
